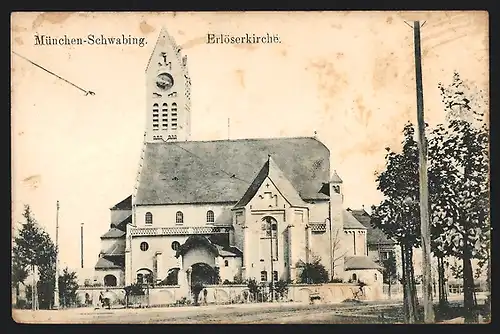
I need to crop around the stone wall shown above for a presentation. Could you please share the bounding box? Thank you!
[77,282,383,307]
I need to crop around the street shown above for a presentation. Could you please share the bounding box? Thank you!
[12,294,487,324]
[13,300,403,324]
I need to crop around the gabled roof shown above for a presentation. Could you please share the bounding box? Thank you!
[349,209,396,246]
[135,137,330,205]
[94,257,122,270]
[233,156,308,209]
[145,27,186,73]
[343,210,367,229]
[110,195,132,210]
[102,241,126,256]
[100,228,126,239]
[344,256,382,270]
[330,170,343,183]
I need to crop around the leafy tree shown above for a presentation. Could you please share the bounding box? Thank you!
[124,282,144,308]
[273,279,289,300]
[12,205,57,309]
[382,253,398,299]
[429,72,489,323]
[191,282,204,306]
[247,278,260,301]
[450,260,463,280]
[298,256,329,284]
[58,267,79,307]
[371,123,421,323]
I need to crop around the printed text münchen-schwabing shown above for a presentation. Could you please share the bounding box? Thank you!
[34,34,147,47]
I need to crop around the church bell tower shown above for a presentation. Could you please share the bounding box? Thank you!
[145,27,191,142]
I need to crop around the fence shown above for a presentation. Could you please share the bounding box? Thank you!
[73,282,383,309]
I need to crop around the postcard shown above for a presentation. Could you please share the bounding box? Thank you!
[11,11,490,324]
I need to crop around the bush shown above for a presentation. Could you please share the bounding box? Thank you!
[298,257,329,284]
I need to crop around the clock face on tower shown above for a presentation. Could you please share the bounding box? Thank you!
[156,72,174,91]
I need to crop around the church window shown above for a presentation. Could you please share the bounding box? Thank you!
[153,103,159,130]
[206,210,215,223]
[145,212,153,225]
[374,273,378,281]
[260,271,267,282]
[176,211,184,225]
[171,241,180,251]
[104,274,117,287]
[261,222,271,238]
[137,273,144,284]
[273,271,278,282]
[171,103,178,129]
[224,260,229,267]
[162,103,168,129]
[140,242,149,251]
[352,273,357,282]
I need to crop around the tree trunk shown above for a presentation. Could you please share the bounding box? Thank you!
[408,247,419,313]
[463,251,476,323]
[402,243,417,323]
[437,256,448,309]
[401,244,410,323]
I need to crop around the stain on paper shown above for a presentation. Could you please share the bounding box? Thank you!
[23,175,41,189]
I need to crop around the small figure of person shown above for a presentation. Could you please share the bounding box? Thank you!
[103,289,112,310]
[203,288,208,305]
[96,291,104,310]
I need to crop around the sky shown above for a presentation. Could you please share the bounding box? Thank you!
[11,11,488,271]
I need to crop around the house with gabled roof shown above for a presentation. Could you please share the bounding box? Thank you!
[93,27,382,293]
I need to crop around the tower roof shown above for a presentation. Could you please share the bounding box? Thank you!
[349,209,396,246]
[330,170,343,183]
[233,155,308,209]
[135,137,330,205]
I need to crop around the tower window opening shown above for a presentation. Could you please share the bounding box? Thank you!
[206,210,215,223]
[176,211,184,225]
[145,212,153,225]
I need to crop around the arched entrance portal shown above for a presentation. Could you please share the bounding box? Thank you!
[191,263,217,286]
[190,262,216,305]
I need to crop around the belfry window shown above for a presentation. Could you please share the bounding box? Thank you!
[145,212,153,225]
[162,103,168,129]
[152,103,159,130]
[171,103,178,130]
[176,211,184,225]
[206,210,215,224]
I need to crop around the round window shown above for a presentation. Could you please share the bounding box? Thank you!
[140,242,149,251]
[171,241,180,251]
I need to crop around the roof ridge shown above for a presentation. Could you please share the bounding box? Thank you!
[145,136,322,145]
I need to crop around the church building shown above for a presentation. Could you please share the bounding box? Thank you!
[94,27,381,293]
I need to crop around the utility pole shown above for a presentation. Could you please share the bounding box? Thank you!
[269,217,275,302]
[412,20,435,323]
[81,223,84,268]
[53,200,60,310]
